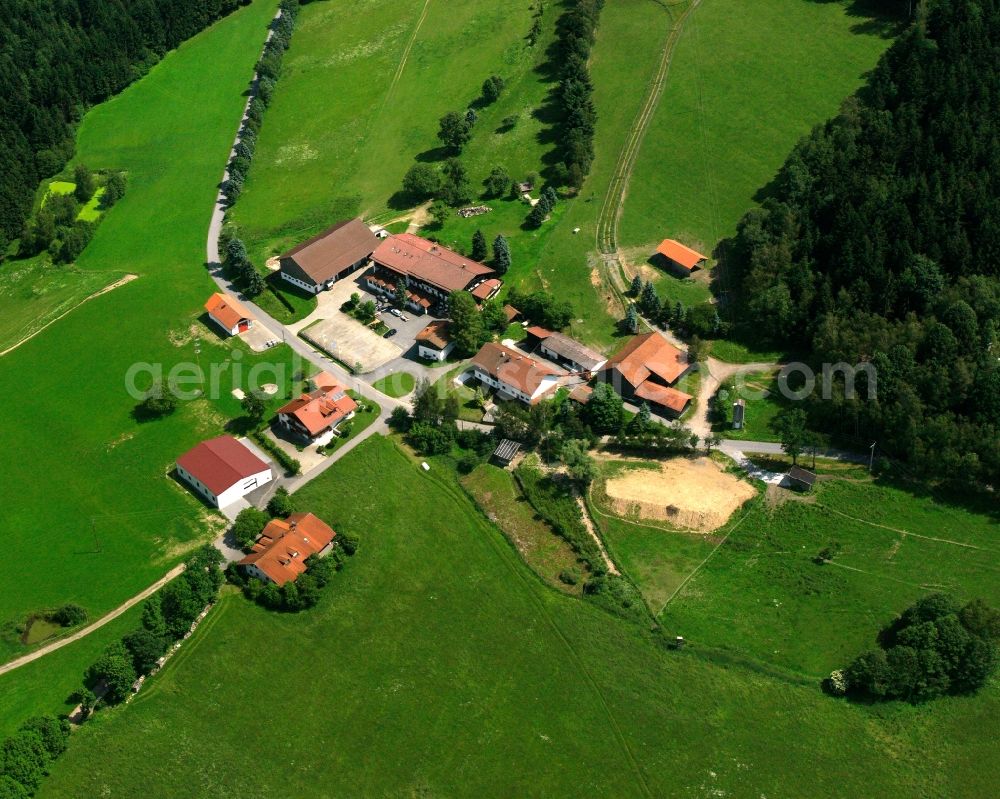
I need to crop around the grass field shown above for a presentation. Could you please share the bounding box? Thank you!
[35,437,1000,798]
[0,0,293,673]
[371,371,415,398]
[0,258,124,353]
[619,0,895,257]
[712,369,786,441]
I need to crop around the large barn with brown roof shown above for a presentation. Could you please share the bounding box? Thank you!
[239,512,335,586]
[364,233,499,314]
[600,332,693,416]
[279,218,379,294]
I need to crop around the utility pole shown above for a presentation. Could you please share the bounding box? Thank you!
[869,441,877,473]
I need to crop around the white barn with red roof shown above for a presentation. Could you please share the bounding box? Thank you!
[175,435,273,508]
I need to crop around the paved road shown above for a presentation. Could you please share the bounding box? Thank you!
[0,565,186,678]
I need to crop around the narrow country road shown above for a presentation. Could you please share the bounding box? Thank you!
[0,565,185,678]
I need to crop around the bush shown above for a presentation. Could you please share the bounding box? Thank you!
[49,604,86,627]
[388,406,412,432]
[135,381,177,420]
[482,75,506,103]
[85,641,136,705]
[402,163,441,200]
[232,507,269,550]
[267,487,295,517]
[407,421,455,455]
[101,172,126,208]
[457,452,480,474]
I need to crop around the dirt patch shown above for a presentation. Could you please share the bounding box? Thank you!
[260,383,278,395]
[602,456,756,532]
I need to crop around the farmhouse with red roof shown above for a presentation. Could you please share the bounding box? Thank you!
[600,332,693,416]
[470,342,563,405]
[175,435,273,508]
[275,372,357,444]
[364,233,500,314]
[239,513,335,586]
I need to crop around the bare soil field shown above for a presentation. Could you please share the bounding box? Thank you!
[602,455,755,531]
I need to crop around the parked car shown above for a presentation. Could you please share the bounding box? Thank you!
[384,328,397,338]
[390,308,402,318]
[399,313,408,322]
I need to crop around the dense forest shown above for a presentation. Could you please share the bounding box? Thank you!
[725,0,1000,485]
[0,0,250,250]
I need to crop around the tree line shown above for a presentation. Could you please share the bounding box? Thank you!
[0,0,252,253]
[551,0,605,188]
[723,0,1000,485]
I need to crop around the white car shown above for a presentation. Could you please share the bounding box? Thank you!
[390,308,402,318]
[399,313,408,322]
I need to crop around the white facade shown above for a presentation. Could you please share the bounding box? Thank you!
[207,312,251,337]
[281,271,321,294]
[538,341,605,374]
[472,366,559,405]
[418,341,455,362]
[176,463,273,509]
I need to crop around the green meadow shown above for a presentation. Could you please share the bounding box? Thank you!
[0,257,123,353]
[0,0,293,671]
[619,0,895,257]
[38,437,1000,798]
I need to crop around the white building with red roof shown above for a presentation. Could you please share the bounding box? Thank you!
[470,342,564,405]
[204,293,254,337]
[364,233,500,314]
[239,512,335,586]
[175,435,273,508]
[275,372,357,444]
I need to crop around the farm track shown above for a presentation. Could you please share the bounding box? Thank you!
[0,565,184,677]
[595,0,701,257]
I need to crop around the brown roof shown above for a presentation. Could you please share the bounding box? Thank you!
[539,331,606,372]
[176,436,270,495]
[415,320,451,350]
[605,332,688,388]
[371,234,494,293]
[277,380,358,437]
[568,385,593,404]
[204,293,252,331]
[471,343,563,401]
[280,219,379,286]
[656,239,707,271]
[525,325,553,339]
[503,304,521,322]
[239,512,335,586]
[634,382,692,413]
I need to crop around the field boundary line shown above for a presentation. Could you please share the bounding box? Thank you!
[382,0,432,109]
[595,0,702,255]
[656,498,755,616]
[0,273,137,359]
[408,446,653,798]
[817,504,994,552]
[0,563,183,677]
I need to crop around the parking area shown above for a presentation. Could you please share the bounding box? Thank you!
[296,274,441,373]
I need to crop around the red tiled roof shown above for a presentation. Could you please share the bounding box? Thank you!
[415,320,451,349]
[239,512,335,586]
[525,325,553,339]
[176,436,269,495]
[605,332,688,388]
[471,342,563,400]
[470,278,502,300]
[503,304,521,322]
[634,382,692,413]
[204,293,252,331]
[371,234,494,293]
[656,239,707,271]
[277,380,358,437]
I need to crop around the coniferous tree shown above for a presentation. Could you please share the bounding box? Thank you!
[492,234,511,275]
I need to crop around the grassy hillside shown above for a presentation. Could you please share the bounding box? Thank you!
[0,0,296,662]
[619,0,895,256]
[38,437,999,798]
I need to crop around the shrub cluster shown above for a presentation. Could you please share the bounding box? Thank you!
[223,0,300,207]
[837,594,999,702]
[252,430,301,475]
[0,715,71,796]
[79,546,225,712]
[506,287,573,330]
[552,0,605,187]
